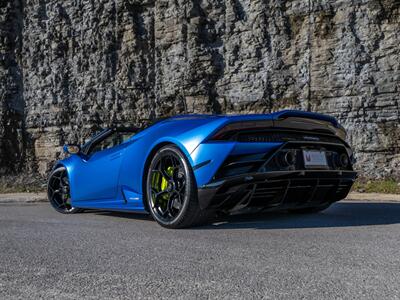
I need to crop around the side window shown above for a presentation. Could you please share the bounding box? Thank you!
[88,131,135,156]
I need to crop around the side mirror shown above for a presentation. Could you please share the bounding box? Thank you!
[63,144,81,155]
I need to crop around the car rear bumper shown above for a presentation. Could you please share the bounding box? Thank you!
[197,170,357,211]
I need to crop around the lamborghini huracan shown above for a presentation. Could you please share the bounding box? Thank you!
[48,110,357,228]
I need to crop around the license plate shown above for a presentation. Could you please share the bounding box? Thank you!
[303,150,328,168]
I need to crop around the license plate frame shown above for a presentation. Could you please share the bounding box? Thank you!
[302,150,328,169]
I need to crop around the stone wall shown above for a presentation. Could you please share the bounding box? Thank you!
[0,0,24,175]
[0,0,399,178]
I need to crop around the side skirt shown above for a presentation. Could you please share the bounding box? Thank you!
[71,186,147,212]
[72,201,149,213]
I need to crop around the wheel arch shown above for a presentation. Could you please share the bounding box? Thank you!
[49,161,75,197]
[52,162,65,170]
[49,163,67,179]
[141,141,191,211]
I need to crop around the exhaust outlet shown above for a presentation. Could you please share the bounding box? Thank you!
[338,153,349,168]
[279,150,296,167]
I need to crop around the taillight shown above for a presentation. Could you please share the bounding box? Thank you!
[210,121,273,140]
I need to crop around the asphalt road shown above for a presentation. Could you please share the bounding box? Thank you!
[1,201,399,299]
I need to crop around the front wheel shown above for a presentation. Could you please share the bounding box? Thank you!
[48,166,80,214]
[145,145,211,228]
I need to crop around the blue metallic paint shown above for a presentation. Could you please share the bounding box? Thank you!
[55,110,341,213]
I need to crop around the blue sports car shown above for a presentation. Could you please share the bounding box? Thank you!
[48,110,357,228]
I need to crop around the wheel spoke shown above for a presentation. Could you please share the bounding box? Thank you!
[156,190,169,198]
[160,167,172,180]
[178,182,186,192]
[166,197,176,217]
[151,189,169,206]
[172,168,179,182]
[171,194,182,210]
[52,194,63,207]
[171,167,184,189]
[152,188,168,198]
[169,155,179,167]
[177,177,186,192]
[61,176,69,186]
[166,192,182,217]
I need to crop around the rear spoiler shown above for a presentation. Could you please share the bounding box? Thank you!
[208,110,346,141]
[269,110,339,128]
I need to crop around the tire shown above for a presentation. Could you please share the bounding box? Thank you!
[288,203,331,214]
[145,145,211,228]
[47,166,81,214]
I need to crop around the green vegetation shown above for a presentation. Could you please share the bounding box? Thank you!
[0,176,399,195]
[0,175,46,194]
[352,179,400,194]
[0,183,45,194]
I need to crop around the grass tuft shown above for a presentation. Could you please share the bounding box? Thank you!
[0,174,46,194]
[352,179,400,194]
[0,176,399,195]
[0,184,45,194]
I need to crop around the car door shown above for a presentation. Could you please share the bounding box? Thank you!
[72,130,132,202]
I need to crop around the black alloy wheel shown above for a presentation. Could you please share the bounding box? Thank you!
[146,145,211,228]
[48,166,80,214]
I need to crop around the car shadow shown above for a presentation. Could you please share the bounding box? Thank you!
[87,201,400,230]
[199,202,400,230]
[92,210,153,222]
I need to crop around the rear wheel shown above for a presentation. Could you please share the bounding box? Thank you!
[48,166,80,214]
[145,145,210,228]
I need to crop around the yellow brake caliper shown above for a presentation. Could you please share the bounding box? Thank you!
[152,166,174,204]
[161,166,174,191]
